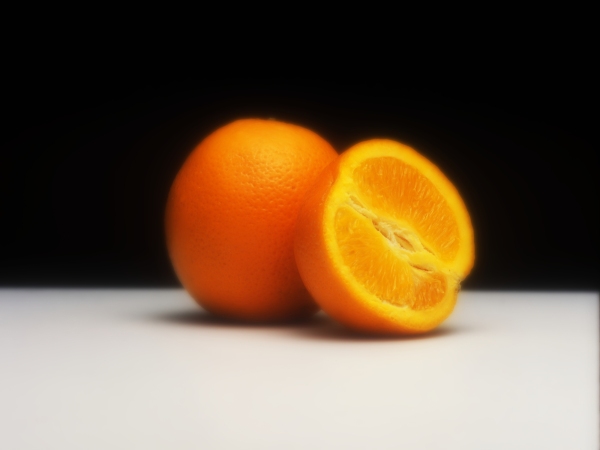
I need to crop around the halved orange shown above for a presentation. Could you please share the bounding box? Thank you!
[294,139,474,334]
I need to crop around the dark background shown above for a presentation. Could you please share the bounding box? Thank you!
[1,79,597,290]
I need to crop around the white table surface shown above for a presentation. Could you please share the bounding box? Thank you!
[0,289,597,450]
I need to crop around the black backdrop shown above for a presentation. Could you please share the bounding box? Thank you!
[1,80,597,289]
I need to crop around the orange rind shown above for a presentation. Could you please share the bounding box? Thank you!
[166,119,337,322]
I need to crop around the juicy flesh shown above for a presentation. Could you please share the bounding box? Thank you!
[334,157,461,310]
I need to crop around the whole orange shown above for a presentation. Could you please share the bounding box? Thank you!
[165,118,337,322]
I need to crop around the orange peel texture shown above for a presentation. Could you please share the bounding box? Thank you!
[294,139,475,334]
[166,119,338,322]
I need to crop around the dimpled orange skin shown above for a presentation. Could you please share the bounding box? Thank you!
[165,119,337,322]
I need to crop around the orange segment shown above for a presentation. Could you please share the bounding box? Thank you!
[351,157,461,262]
[294,139,474,334]
[334,204,451,311]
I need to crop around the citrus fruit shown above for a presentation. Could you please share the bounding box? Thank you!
[294,139,474,334]
[165,118,337,322]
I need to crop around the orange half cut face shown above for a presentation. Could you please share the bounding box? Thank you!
[294,139,475,334]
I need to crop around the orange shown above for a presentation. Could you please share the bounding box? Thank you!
[165,118,337,322]
[294,139,474,334]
